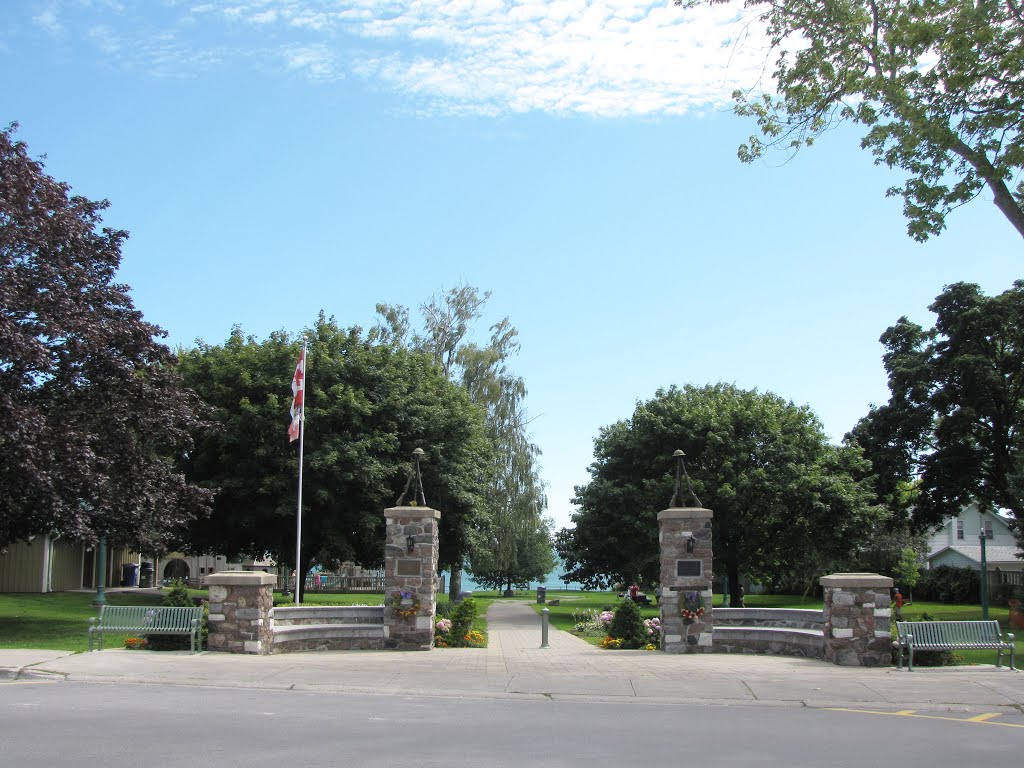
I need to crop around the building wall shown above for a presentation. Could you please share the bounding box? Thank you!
[0,539,46,592]
[929,549,975,570]
[50,539,85,592]
[1,537,143,593]
[931,504,1016,548]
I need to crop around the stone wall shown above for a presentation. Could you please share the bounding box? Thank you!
[820,572,893,666]
[206,571,275,655]
[383,505,440,651]
[658,507,714,653]
[272,606,385,653]
[713,608,824,630]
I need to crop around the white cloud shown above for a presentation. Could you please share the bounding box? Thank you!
[33,7,64,35]
[87,25,121,55]
[282,44,342,80]
[40,1,775,116]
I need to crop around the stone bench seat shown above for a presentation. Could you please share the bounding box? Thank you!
[272,622,386,653]
[713,626,824,657]
[273,623,386,640]
[713,608,824,630]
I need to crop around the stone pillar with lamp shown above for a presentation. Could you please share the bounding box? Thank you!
[658,450,715,653]
[383,448,441,651]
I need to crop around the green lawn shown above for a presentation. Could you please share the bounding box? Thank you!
[0,590,168,652]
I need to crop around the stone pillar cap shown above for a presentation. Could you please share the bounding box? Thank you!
[819,572,893,588]
[384,506,441,520]
[658,507,713,521]
[205,571,277,586]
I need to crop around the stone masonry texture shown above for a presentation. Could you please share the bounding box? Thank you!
[658,507,715,654]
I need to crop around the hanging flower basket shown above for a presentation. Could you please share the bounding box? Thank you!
[680,606,705,622]
[391,590,420,618]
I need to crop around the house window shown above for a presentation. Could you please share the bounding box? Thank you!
[956,519,964,540]
[984,519,993,539]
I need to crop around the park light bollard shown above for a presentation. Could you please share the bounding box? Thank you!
[541,607,550,649]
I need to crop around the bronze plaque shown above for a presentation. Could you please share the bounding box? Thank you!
[676,560,702,578]
[396,559,422,577]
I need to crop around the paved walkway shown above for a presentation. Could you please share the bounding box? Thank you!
[2,601,1022,712]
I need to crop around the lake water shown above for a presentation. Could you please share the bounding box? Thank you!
[444,566,590,594]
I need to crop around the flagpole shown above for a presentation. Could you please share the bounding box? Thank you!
[294,337,307,607]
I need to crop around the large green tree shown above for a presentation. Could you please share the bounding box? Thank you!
[849,281,1024,547]
[681,0,1024,241]
[468,512,556,594]
[0,124,212,552]
[375,285,551,598]
[177,315,491,599]
[558,384,884,604]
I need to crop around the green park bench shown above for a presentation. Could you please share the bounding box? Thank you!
[894,619,1015,671]
[88,605,204,653]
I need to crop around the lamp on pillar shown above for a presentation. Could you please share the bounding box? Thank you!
[406,535,416,553]
[670,449,703,508]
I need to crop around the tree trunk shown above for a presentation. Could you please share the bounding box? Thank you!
[449,568,462,600]
[727,558,742,609]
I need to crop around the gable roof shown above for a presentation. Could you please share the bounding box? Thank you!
[927,544,1023,566]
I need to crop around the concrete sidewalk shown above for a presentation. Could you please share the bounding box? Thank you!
[2,601,1022,712]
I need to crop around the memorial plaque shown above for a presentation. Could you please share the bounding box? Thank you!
[676,559,702,578]
[396,559,422,577]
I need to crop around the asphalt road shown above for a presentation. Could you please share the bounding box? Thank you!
[2,680,1020,767]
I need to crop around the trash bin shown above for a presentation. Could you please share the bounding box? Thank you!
[139,562,154,588]
[536,586,547,604]
[120,563,139,587]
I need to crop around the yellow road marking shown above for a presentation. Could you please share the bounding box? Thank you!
[827,707,1024,729]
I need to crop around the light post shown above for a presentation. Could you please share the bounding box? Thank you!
[92,536,107,608]
[979,510,990,620]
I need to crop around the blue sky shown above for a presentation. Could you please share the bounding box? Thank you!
[3,1,1021,532]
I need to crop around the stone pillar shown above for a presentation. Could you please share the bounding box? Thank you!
[820,572,893,666]
[384,505,440,650]
[658,507,714,653]
[206,571,275,655]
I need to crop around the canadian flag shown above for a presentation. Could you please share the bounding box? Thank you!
[288,347,305,442]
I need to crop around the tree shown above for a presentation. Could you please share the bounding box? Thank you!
[177,315,491,600]
[374,285,551,598]
[681,1,1024,241]
[893,545,922,600]
[558,384,884,605]
[849,280,1024,547]
[0,124,212,552]
[468,512,556,595]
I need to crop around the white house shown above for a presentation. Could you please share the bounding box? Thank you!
[926,503,1023,578]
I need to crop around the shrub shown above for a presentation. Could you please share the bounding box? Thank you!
[992,582,1023,606]
[448,597,478,646]
[607,598,647,649]
[146,579,207,651]
[915,566,979,603]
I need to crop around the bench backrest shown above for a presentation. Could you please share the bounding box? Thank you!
[895,620,1002,645]
[98,605,203,632]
